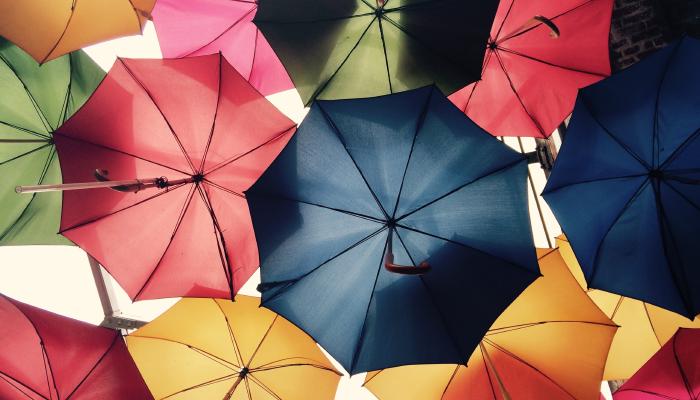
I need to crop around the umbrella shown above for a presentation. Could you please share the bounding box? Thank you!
[246,86,539,373]
[0,0,155,64]
[559,236,700,380]
[363,248,617,400]
[0,39,104,245]
[152,0,293,96]
[126,296,341,400]
[253,0,500,105]
[0,294,152,400]
[449,0,612,138]
[17,54,296,300]
[613,328,700,400]
[543,37,700,318]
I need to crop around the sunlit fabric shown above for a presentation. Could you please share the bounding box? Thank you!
[450,0,612,138]
[247,86,539,373]
[152,0,293,96]
[126,296,341,400]
[53,54,296,300]
[254,0,499,105]
[544,37,700,318]
[559,236,700,380]
[0,0,155,63]
[613,328,700,400]
[0,294,152,400]
[364,248,617,400]
[0,39,104,246]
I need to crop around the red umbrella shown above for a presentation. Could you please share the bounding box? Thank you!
[449,0,612,138]
[0,294,152,399]
[152,0,293,96]
[613,328,700,400]
[20,54,296,300]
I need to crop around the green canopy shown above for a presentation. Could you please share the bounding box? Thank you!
[255,0,498,105]
[0,39,104,245]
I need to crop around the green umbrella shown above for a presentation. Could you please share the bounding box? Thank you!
[0,39,104,245]
[254,0,499,105]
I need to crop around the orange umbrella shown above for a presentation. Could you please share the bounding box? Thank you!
[126,296,341,400]
[365,248,617,400]
[558,236,700,380]
[0,0,155,63]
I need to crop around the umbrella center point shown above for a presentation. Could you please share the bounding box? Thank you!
[386,218,396,228]
[488,41,498,50]
[239,367,249,377]
[191,173,205,183]
[649,169,664,179]
[375,6,384,16]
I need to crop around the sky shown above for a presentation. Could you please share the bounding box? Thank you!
[0,22,612,400]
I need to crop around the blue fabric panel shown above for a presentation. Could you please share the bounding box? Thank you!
[262,230,388,371]
[248,103,383,219]
[545,97,648,193]
[591,182,688,316]
[663,130,700,171]
[399,160,537,271]
[657,38,700,165]
[248,195,383,283]
[394,87,524,217]
[317,86,432,217]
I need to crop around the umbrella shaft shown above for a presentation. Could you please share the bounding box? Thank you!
[15,177,194,194]
[0,138,50,143]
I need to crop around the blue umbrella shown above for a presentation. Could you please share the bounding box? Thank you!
[543,37,700,319]
[246,86,539,374]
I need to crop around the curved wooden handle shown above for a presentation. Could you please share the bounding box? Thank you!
[532,15,560,38]
[384,252,431,275]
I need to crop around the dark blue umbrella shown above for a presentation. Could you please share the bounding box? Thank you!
[246,86,539,374]
[543,37,700,319]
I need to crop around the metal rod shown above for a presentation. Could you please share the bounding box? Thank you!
[16,176,193,194]
[517,137,553,248]
[87,255,114,317]
[0,138,50,143]
[479,342,512,400]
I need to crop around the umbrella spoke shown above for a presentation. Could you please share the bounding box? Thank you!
[63,336,120,400]
[130,335,240,371]
[199,56,224,172]
[212,300,245,368]
[246,374,283,400]
[0,53,53,132]
[160,373,238,399]
[251,360,339,375]
[376,17,393,93]
[659,127,700,170]
[0,142,52,166]
[496,47,607,78]
[196,185,236,296]
[0,121,50,139]
[247,316,279,367]
[0,371,48,400]
[204,126,295,175]
[182,7,257,59]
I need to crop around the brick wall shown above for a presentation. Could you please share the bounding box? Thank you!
[609,0,700,71]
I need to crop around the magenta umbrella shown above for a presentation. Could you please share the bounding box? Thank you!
[613,328,700,400]
[152,0,293,96]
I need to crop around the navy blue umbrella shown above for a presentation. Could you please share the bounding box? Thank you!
[543,37,700,319]
[246,86,539,373]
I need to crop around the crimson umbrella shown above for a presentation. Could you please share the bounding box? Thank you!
[449,0,612,138]
[613,328,700,400]
[152,0,293,96]
[0,294,152,399]
[17,54,296,300]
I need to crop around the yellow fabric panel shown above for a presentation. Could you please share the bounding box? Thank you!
[216,296,277,366]
[126,336,236,399]
[166,377,241,400]
[251,365,341,400]
[249,312,337,370]
[363,364,457,400]
[647,302,700,344]
[130,298,240,366]
[0,0,155,63]
[556,235,587,288]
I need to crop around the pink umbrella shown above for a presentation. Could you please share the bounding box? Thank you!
[152,0,293,96]
[613,328,700,400]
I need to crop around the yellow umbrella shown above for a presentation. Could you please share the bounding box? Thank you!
[0,0,155,63]
[126,296,341,400]
[558,235,700,380]
[365,248,617,400]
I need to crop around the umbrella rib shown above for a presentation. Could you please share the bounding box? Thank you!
[181,6,258,59]
[246,193,384,223]
[496,47,607,78]
[349,235,390,373]
[0,121,50,139]
[204,126,295,175]
[60,182,188,235]
[248,28,260,80]
[160,373,239,399]
[316,102,389,219]
[417,275,468,357]
[247,373,283,400]
[252,356,326,370]
[39,0,78,65]
[126,0,145,32]
[377,17,393,93]
[204,180,246,199]
[130,335,240,370]
[132,185,197,299]
[672,334,695,400]
[0,141,52,166]
[579,94,652,170]
[0,53,54,132]
[246,316,279,367]
[118,58,198,173]
[662,180,700,213]
[243,376,254,400]
[64,335,120,399]
[439,365,461,400]
[642,302,664,346]
[659,127,700,170]
[212,299,246,368]
[57,54,74,127]
[610,296,625,319]
[486,320,617,335]
[460,47,493,114]
[255,11,376,25]
[252,362,339,375]
[652,40,684,169]
[391,87,433,219]
[397,157,523,221]
[612,388,678,400]
[543,173,648,194]
[479,345,500,400]
[492,0,516,42]
[199,55,223,172]
[0,371,49,400]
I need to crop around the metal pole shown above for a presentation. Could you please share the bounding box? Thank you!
[0,138,50,143]
[16,176,194,194]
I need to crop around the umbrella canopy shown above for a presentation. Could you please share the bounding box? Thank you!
[559,236,700,380]
[449,0,612,138]
[543,37,700,318]
[613,328,700,400]
[152,0,293,96]
[50,54,296,300]
[0,0,155,64]
[0,294,152,400]
[126,296,341,400]
[363,248,617,400]
[0,39,104,246]
[254,0,499,105]
[246,86,539,373]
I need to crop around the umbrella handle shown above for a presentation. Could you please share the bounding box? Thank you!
[384,252,431,274]
[15,169,194,194]
[497,15,560,44]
